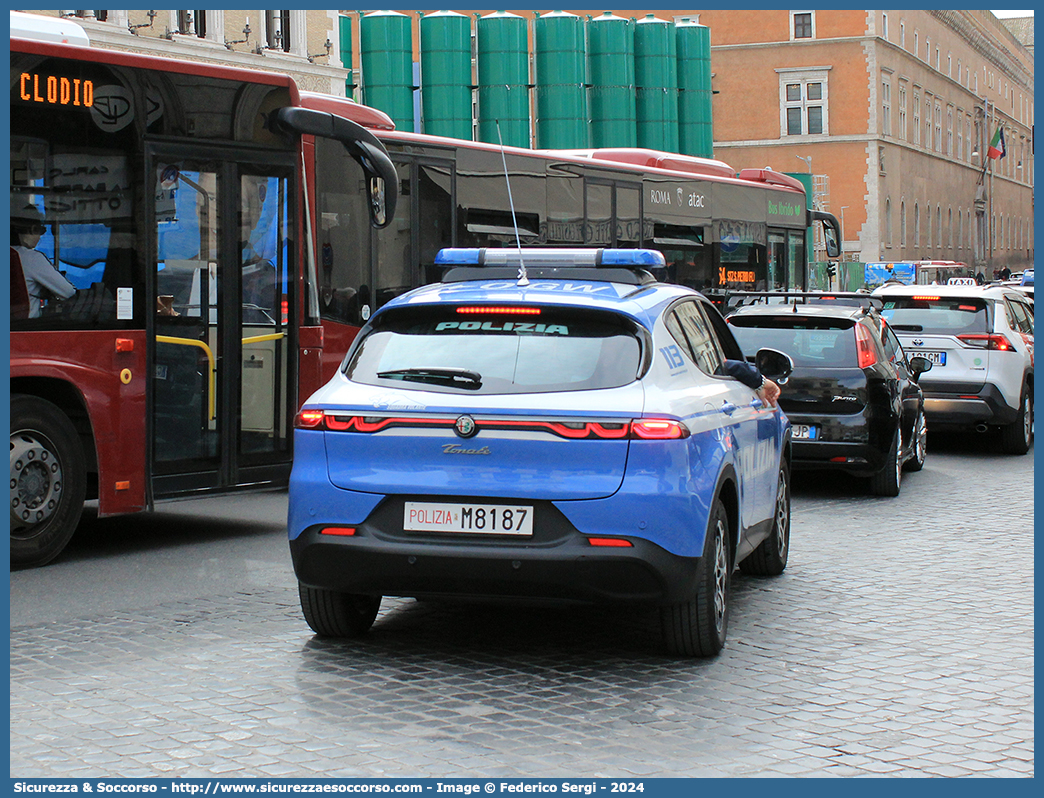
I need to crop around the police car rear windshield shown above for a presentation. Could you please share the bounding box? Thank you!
[345,306,644,394]
[879,297,989,335]
[728,317,857,368]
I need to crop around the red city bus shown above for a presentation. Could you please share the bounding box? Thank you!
[297,91,841,380]
[10,33,397,566]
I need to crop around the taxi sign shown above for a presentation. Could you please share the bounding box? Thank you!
[947,277,978,286]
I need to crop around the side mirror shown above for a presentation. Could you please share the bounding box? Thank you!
[755,347,794,386]
[908,355,933,378]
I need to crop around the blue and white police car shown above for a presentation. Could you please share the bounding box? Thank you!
[288,248,794,657]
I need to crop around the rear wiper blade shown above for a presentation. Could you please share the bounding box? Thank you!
[889,324,924,331]
[376,367,483,389]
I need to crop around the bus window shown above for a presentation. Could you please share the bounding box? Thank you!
[315,136,372,327]
[10,56,142,328]
[375,161,414,309]
[585,181,612,245]
[418,163,454,285]
[715,219,767,291]
[546,169,584,244]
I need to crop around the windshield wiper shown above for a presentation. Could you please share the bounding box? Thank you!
[376,367,483,389]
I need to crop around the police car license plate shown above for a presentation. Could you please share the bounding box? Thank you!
[404,502,533,535]
[792,424,818,440]
[909,350,946,366]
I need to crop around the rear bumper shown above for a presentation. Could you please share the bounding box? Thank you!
[291,500,701,606]
[786,411,895,476]
[922,383,1019,426]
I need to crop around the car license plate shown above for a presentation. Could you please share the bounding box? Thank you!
[404,502,533,536]
[909,350,946,366]
[792,424,818,440]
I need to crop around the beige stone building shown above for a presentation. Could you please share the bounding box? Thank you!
[24,9,1033,274]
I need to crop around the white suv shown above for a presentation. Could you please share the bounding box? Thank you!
[874,283,1034,454]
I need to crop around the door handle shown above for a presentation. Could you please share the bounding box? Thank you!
[720,401,737,416]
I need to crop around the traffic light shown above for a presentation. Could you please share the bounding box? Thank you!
[827,263,837,278]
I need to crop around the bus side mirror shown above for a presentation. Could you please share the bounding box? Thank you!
[823,224,840,258]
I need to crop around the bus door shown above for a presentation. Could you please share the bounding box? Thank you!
[767,230,787,290]
[149,146,295,496]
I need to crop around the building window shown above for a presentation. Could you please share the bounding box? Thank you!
[266,10,291,52]
[948,208,953,248]
[934,101,942,152]
[177,10,207,37]
[901,201,907,246]
[779,68,829,137]
[882,13,889,40]
[925,37,930,62]
[898,84,907,141]
[957,113,963,160]
[879,146,886,175]
[882,76,892,137]
[913,92,921,146]
[936,206,942,248]
[914,32,919,58]
[946,108,953,156]
[958,210,963,249]
[791,11,814,40]
[885,198,892,247]
[914,202,920,246]
[935,48,940,70]
[925,97,932,149]
[926,205,932,249]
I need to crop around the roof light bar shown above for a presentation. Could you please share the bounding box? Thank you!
[434,247,666,268]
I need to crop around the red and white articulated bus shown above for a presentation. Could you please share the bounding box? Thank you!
[11,25,839,566]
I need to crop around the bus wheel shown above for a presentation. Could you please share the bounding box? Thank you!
[10,395,86,569]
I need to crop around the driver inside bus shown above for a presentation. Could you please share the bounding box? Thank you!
[11,206,76,318]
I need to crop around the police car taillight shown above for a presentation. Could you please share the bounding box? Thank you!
[630,419,690,440]
[295,409,325,428]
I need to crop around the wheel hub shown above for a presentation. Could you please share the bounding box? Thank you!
[11,432,63,531]
[713,520,728,633]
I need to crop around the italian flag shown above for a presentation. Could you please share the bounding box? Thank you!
[987,126,1006,160]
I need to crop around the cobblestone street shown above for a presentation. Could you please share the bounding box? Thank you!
[10,437,1034,778]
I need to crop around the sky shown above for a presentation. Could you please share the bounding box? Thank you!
[991,10,1033,17]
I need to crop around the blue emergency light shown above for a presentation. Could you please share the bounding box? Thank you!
[434,247,666,268]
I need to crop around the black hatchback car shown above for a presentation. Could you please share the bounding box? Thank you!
[726,296,933,496]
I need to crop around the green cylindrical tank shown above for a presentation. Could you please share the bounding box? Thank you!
[360,10,414,132]
[676,19,713,158]
[634,14,678,153]
[476,11,529,147]
[420,11,472,140]
[587,12,636,148]
[533,10,588,149]
[338,14,353,100]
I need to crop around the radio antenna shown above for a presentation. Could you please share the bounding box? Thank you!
[495,119,528,286]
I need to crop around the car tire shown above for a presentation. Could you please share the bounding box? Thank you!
[1000,387,1033,455]
[10,395,87,569]
[740,460,790,576]
[903,410,928,472]
[661,497,730,657]
[869,428,902,497]
[298,582,382,638]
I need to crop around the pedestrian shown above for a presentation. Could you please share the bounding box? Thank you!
[11,206,76,318]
